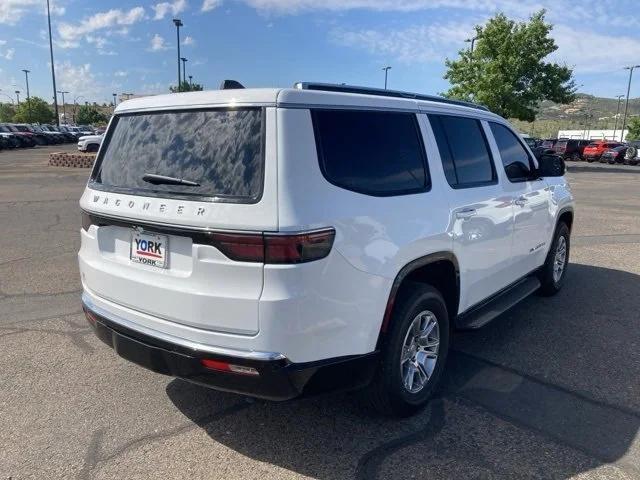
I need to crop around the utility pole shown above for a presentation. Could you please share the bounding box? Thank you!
[382,66,391,90]
[613,94,624,141]
[46,0,60,126]
[173,18,183,92]
[621,65,640,142]
[181,57,188,87]
[22,69,31,122]
[57,90,69,124]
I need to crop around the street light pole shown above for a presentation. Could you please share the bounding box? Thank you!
[46,0,60,126]
[15,91,20,105]
[465,36,478,54]
[189,75,193,87]
[181,57,188,87]
[621,65,640,142]
[382,66,391,90]
[173,18,183,92]
[612,94,625,141]
[57,90,69,124]
[112,93,117,111]
[22,69,31,122]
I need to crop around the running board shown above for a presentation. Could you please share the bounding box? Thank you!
[456,276,541,330]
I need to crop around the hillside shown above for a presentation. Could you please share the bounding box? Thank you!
[512,94,640,138]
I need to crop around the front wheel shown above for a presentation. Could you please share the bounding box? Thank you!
[365,284,450,416]
[538,222,570,296]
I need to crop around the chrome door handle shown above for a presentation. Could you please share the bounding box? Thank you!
[514,196,528,207]
[456,209,477,219]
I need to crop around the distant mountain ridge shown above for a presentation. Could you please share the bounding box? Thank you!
[537,94,640,121]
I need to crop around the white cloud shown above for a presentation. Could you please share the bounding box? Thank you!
[58,7,146,47]
[2,48,15,60]
[56,61,105,99]
[115,70,128,77]
[551,25,640,74]
[182,35,195,45]
[201,0,222,12]
[331,22,474,64]
[152,0,187,20]
[150,33,170,51]
[0,0,64,25]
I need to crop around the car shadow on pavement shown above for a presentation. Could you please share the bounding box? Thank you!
[167,263,640,479]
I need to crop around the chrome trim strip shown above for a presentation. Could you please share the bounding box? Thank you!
[81,291,286,361]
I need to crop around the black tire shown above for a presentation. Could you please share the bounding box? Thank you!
[538,222,570,296]
[364,283,450,417]
[86,143,99,153]
[570,152,580,161]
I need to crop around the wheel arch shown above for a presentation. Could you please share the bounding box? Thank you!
[376,252,460,350]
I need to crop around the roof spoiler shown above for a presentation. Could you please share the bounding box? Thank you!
[220,80,245,90]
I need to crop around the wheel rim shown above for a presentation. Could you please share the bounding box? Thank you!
[553,236,567,283]
[400,310,440,394]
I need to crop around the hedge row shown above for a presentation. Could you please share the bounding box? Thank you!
[49,152,96,168]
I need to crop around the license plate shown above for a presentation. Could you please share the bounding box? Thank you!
[130,231,168,269]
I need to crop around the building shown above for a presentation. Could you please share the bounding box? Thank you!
[557,129,628,142]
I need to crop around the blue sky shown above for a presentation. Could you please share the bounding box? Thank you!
[1,0,639,105]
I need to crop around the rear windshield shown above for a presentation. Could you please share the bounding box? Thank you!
[91,108,264,202]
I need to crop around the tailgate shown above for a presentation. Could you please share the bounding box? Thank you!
[78,106,277,335]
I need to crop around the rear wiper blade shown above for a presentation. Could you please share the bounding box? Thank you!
[142,173,200,187]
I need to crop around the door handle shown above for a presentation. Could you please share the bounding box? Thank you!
[456,209,477,219]
[514,196,528,207]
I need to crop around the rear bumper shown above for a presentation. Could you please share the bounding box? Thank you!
[82,296,378,401]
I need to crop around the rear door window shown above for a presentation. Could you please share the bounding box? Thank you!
[311,109,429,196]
[429,114,496,188]
[91,108,264,203]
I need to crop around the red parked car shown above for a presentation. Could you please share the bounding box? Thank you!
[583,141,622,162]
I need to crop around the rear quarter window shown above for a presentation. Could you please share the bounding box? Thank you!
[311,109,430,196]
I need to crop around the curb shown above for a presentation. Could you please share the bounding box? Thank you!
[49,151,96,168]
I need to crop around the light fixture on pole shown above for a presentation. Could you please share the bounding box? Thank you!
[15,90,20,105]
[173,18,183,92]
[46,0,60,126]
[189,75,193,87]
[621,65,640,142]
[382,66,391,90]
[112,93,117,111]
[465,36,479,53]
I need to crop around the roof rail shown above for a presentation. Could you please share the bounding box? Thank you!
[293,82,489,112]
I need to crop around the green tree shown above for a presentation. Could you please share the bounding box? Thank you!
[12,97,54,123]
[443,11,575,121]
[0,103,16,122]
[170,81,204,93]
[626,117,640,141]
[76,105,108,125]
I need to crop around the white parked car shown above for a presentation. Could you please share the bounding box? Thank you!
[79,83,574,416]
[77,134,103,152]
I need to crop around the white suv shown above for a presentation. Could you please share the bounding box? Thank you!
[79,83,574,416]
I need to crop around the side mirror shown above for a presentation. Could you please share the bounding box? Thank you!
[537,154,566,177]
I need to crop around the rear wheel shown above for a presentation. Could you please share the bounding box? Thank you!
[86,144,99,153]
[570,152,580,161]
[365,284,449,416]
[538,222,570,296]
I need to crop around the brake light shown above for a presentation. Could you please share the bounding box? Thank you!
[210,228,335,264]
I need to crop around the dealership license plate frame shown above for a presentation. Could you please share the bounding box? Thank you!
[130,230,169,269]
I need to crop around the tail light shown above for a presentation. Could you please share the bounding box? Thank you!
[210,228,336,264]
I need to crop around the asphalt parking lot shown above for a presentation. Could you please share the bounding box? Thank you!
[1,145,639,480]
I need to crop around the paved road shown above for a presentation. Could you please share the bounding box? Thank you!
[1,146,639,480]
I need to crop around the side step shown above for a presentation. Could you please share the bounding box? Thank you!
[456,276,541,330]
